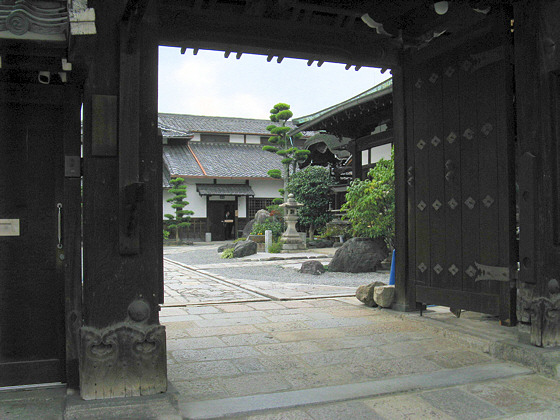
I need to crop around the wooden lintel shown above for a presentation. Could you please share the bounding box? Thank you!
[354,129,394,151]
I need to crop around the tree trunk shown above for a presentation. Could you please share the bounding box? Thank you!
[283,162,290,202]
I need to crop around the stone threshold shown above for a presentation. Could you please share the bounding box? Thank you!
[393,309,560,381]
[179,363,531,420]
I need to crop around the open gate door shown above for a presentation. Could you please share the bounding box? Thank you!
[405,33,517,324]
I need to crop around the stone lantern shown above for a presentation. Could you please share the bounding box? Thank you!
[279,194,305,251]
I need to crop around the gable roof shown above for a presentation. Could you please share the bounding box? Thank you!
[163,142,283,179]
[290,78,393,135]
[159,113,300,136]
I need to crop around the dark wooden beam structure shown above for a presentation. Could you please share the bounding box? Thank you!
[2,0,560,402]
[79,0,166,399]
[157,0,399,70]
[514,0,560,347]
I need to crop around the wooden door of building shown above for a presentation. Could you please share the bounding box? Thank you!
[208,200,236,241]
[0,100,66,386]
[405,35,517,324]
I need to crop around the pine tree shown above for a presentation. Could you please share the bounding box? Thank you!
[164,177,194,243]
[262,103,310,203]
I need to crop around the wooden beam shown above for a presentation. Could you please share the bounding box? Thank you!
[355,128,394,151]
[157,7,399,69]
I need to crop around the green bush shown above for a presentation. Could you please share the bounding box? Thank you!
[268,241,283,253]
[286,165,333,238]
[324,223,352,240]
[221,248,234,259]
[342,148,395,248]
[251,219,283,239]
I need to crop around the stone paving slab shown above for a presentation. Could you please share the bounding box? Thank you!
[164,259,357,305]
[164,260,269,306]
[179,363,531,419]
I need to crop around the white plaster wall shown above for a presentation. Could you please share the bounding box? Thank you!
[190,133,201,142]
[238,196,247,218]
[250,179,283,198]
[163,178,282,219]
[163,180,209,218]
[370,143,392,163]
[362,149,369,165]
[230,134,244,143]
[245,135,261,144]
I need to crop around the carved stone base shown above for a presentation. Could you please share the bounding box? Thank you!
[518,279,560,348]
[79,321,167,400]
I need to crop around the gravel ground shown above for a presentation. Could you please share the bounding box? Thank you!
[165,244,390,288]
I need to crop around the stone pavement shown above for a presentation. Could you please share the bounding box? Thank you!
[163,253,358,305]
[160,298,560,419]
[3,245,560,419]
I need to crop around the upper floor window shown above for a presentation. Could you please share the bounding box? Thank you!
[200,134,230,143]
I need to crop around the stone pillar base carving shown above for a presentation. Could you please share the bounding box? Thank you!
[79,301,167,399]
[519,279,560,348]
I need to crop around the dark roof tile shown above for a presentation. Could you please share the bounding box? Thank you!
[163,142,283,178]
[159,113,281,135]
[196,184,255,196]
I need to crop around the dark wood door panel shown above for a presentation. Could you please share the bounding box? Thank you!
[416,286,500,316]
[0,100,65,385]
[0,359,62,387]
[409,36,515,321]
[0,269,63,361]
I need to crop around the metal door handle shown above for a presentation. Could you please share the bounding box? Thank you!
[57,203,63,249]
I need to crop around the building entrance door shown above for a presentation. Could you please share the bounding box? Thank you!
[0,100,66,386]
[208,201,236,241]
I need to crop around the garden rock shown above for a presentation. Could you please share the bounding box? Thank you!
[217,243,235,253]
[299,260,325,275]
[254,209,271,224]
[233,240,257,258]
[356,281,386,307]
[374,285,395,308]
[242,209,272,237]
[328,237,388,273]
[242,219,254,237]
[307,239,334,249]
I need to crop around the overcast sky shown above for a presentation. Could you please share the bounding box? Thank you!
[158,46,391,121]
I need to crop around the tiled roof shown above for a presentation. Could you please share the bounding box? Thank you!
[291,78,393,133]
[163,142,283,179]
[196,184,255,196]
[158,113,299,136]
[163,144,205,177]
[163,163,172,188]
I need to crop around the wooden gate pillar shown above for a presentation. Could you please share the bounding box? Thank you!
[80,0,166,399]
[514,1,560,347]
[391,60,419,312]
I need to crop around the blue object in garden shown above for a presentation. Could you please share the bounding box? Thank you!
[389,249,396,285]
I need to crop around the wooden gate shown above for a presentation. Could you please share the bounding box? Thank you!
[0,95,67,385]
[405,35,517,324]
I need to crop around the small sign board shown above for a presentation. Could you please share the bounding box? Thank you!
[0,219,20,236]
